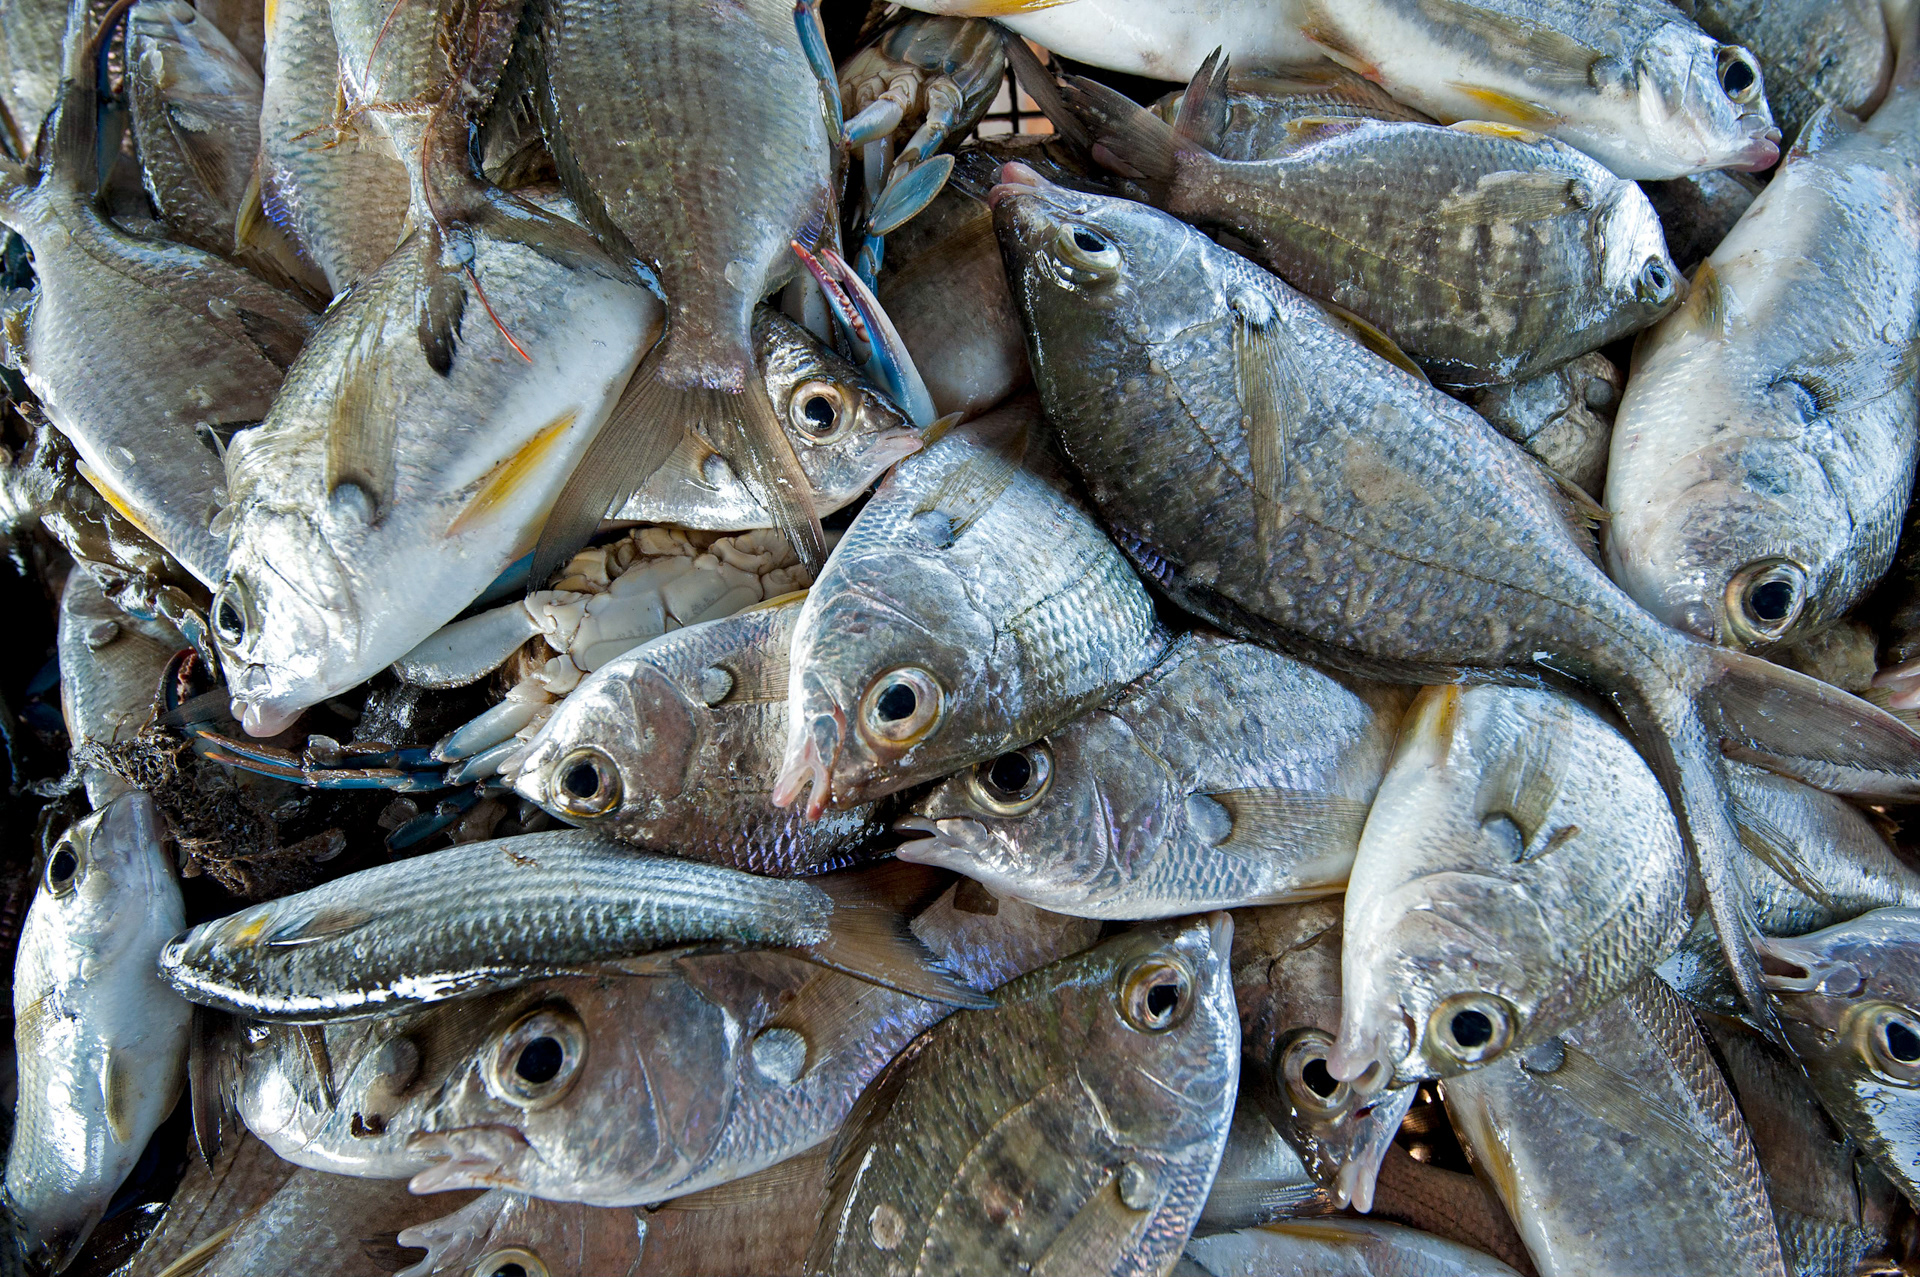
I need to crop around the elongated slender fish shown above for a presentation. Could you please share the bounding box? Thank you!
[0,0,315,589]
[772,398,1167,818]
[897,631,1408,918]
[512,597,890,876]
[1442,975,1788,1277]
[1604,47,1920,652]
[805,915,1239,1277]
[993,159,1920,1059]
[4,793,190,1273]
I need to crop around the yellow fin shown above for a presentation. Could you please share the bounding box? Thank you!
[1405,685,1463,765]
[447,408,579,539]
[151,1221,241,1277]
[1447,118,1547,143]
[1254,1219,1372,1245]
[1685,260,1727,335]
[1446,83,1560,128]
[73,458,167,548]
[103,1049,137,1144]
[958,0,1077,12]
[1313,299,1428,382]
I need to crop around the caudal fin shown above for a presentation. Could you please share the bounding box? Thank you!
[1699,646,1920,799]
[805,862,995,1008]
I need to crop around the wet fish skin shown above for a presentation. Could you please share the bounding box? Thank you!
[805,915,1239,1277]
[255,0,409,295]
[5,793,190,1273]
[393,1189,646,1277]
[772,398,1167,817]
[1367,1144,1538,1275]
[1194,1093,1332,1233]
[1673,0,1894,142]
[1752,907,1920,1205]
[1186,1219,1524,1277]
[898,631,1408,918]
[1154,64,1434,150]
[510,597,892,877]
[1062,69,1680,388]
[0,0,61,158]
[1461,352,1621,499]
[125,1133,296,1277]
[1605,87,1920,653]
[609,308,922,530]
[1339,686,1692,1085]
[1442,975,1788,1277]
[630,1151,828,1277]
[184,1164,481,1277]
[56,570,181,810]
[1643,169,1760,270]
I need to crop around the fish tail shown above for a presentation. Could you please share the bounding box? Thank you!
[805,862,996,1009]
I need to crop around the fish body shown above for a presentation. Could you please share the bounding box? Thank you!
[773,398,1167,817]
[1442,975,1788,1277]
[1461,352,1621,498]
[511,597,891,876]
[1605,88,1920,652]
[1643,168,1760,269]
[1186,1219,1524,1276]
[898,630,1408,918]
[186,1165,480,1277]
[126,1134,297,1277]
[392,1189,647,1277]
[1155,64,1434,148]
[56,570,181,809]
[805,916,1239,1277]
[5,793,190,1272]
[0,0,61,157]
[1338,685,1692,1084]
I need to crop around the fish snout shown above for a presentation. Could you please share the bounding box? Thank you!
[407,1124,533,1194]
[987,161,1052,209]
[1727,126,1782,173]
[772,705,844,819]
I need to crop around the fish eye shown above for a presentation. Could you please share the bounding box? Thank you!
[486,1005,586,1109]
[1636,258,1676,305]
[967,742,1053,815]
[212,579,249,647]
[1054,222,1120,283]
[44,835,80,897]
[1278,1029,1352,1116]
[468,1248,549,1277]
[857,666,944,749]
[789,380,850,444]
[548,746,621,819]
[1716,46,1762,105]
[1854,1002,1920,1086]
[1724,559,1807,645]
[1426,992,1516,1069]
[1117,953,1195,1033]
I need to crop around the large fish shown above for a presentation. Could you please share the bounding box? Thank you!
[4,794,190,1272]
[1604,55,1920,653]
[805,916,1239,1277]
[992,160,1920,1055]
[771,399,1166,819]
[897,631,1408,918]
[160,837,988,1020]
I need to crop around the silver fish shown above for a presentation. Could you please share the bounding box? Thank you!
[1673,0,1895,141]
[4,793,189,1272]
[1186,1219,1524,1277]
[126,1133,297,1277]
[392,1189,646,1277]
[772,398,1167,818]
[184,1164,481,1277]
[0,0,62,158]
[56,570,180,810]
[897,631,1408,919]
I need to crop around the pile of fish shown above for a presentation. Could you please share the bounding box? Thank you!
[5,0,1920,1270]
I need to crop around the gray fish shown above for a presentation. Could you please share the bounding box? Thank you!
[5,793,190,1272]
[160,836,988,1020]
[1048,56,1679,387]
[0,0,60,158]
[0,0,316,589]
[126,1133,297,1277]
[1673,0,1895,141]
[56,569,180,810]
[805,915,1239,1277]
[1186,1219,1524,1277]
[510,596,890,877]
[182,1164,481,1277]
[771,398,1168,818]
[1442,975,1788,1277]
[992,159,1920,1053]
[628,1152,827,1277]
[392,1189,646,1277]
[1461,352,1621,499]
[1753,907,1920,1205]
[1195,1093,1331,1233]
[1154,63,1434,150]
[1605,61,1920,653]
[897,631,1409,918]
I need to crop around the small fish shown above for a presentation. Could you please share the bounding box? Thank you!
[1185,1219,1524,1277]
[897,631,1408,918]
[805,915,1239,1277]
[772,398,1168,818]
[1753,907,1920,1205]
[511,596,891,876]
[160,836,988,1020]
[1461,352,1621,499]
[1196,1092,1333,1233]
[1336,686,1693,1085]
[1443,976,1788,1277]
[56,570,181,809]
[5,793,190,1272]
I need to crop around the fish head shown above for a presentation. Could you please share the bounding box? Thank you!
[1618,24,1779,175]
[756,309,925,514]
[1759,908,1920,1099]
[895,711,1157,910]
[772,560,995,816]
[32,791,173,959]
[508,649,700,835]
[1593,179,1682,329]
[215,504,362,737]
[1266,1029,1418,1213]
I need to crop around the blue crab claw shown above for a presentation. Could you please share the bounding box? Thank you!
[789,240,938,428]
[433,695,550,763]
[387,783,500,850]
[793,0,843,138]
[869,153,954,237]
[854,234,884,291]
[844,96,905,149]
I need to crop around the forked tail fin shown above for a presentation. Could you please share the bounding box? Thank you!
[806,862,995,1009]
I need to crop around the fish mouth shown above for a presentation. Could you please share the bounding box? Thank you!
[226,665,304,738]
[771,704,845,820]
[1331,1081,1418,1213]
[407,1125,531,1193]
[1727,126,1781,173]
[889,814,980,867]
[987,160,1052,208]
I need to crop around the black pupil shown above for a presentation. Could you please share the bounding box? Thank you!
[801,395,836,432]
[1451,1009,1494,1048]
[1146,979,1179,1019]
[985,752,1032,796]
[562,762,601,800]
[1073,228,1107,253]
[875,682,917,722]
[48,848,75,884]
[1645,263,1669,288]
[1301,1057,1338,1098]
[492,1265,528,1277]
[1748,579,1795,622]
[217,600,242,636]
[515,1036,564,1084]
[1722,57,1754,95]
[1887,1020,1920,1062]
